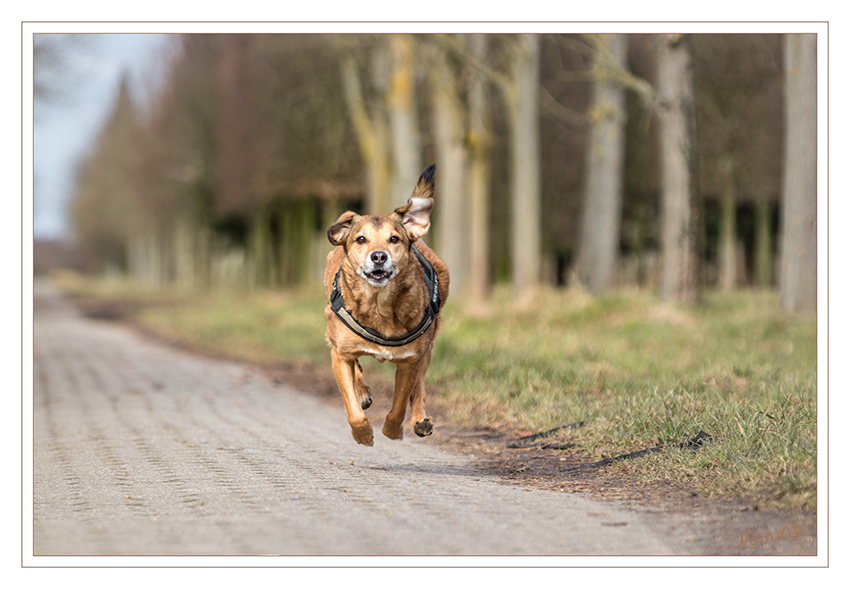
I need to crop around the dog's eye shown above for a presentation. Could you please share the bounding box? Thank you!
[389,235,400,244]
[356,236,367,244]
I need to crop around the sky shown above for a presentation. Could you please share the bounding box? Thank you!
[33,34,170,241]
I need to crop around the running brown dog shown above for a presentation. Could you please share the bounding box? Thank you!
[324,164,449,446]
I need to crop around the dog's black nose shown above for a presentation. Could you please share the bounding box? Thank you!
[371,251,388,266]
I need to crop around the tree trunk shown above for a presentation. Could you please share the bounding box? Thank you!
[780,34,817,313]
[278,204,295,286]
[128,235,147,285]
[213,35,258,217]
[718,155,737,291]
[250,206,275,288]
[755,199,773,287]
[368,46,393,215]
[576,34,628,295]
[139,231,164,286]
[173,217,196,290]
[508,34,542,306]
[431,41,469,295]
[657,34,701,305]
[341,53,391,215]
[294,200,316,287]
[387,35,422,207]
[467,34,493,301]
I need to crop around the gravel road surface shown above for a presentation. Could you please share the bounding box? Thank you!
[31,282,814,557]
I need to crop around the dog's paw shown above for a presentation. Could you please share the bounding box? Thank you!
[350,422,374,446]
[382,420,404,440]
[356,381,373,410]
[413,417,433,437]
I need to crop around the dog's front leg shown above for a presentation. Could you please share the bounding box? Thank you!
[330,348,374,446]
[353,359,373,410]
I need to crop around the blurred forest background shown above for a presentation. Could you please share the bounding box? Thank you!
[33,33,818,313]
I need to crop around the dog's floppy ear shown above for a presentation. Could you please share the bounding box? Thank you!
[394,164,436,241]
[327,211,359,246]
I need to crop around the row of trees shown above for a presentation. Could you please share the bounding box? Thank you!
[65,33,817,312]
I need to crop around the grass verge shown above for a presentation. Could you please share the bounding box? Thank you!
[52,272,817,508]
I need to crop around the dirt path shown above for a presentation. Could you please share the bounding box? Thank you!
[31,281,816,557]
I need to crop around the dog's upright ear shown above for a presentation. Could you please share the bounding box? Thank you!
[394,164,436,241]
[327,211,359,246]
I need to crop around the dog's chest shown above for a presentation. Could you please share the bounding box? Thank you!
[355,343,417,363]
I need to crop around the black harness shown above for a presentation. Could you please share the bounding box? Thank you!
[330,246,441,347]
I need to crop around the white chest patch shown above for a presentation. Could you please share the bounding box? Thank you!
[357,344,416,363]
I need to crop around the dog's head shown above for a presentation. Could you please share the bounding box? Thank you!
[328,165,436,288]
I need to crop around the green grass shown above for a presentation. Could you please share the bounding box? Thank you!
[54,273,817,508]
[429,288,816,507]
[137,288,331,365]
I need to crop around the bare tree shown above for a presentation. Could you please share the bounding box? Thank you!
[214,35,261,216]
[71,77,142,273]
[429,40,470,294]
[575,34,628,295]
[132,35,219,288]
[341,44,392,215]
[387,35,423,206]
[694,34,783,291]
[427,34,542,303]
[34,34,91,112]
[341,36,424,215]
[466,34,493,301]
[657,34,701,305]
[507,34,543,305]
[780,34,817,313]
[717,154,738,291]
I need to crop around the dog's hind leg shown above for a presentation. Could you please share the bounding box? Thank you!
[353,360,373,410]
[409,347,434,437]
[331,348,374,446]
[383,349,434,439]
[382,356,427,440]
[409,383,433,437]
[382,362,413,440]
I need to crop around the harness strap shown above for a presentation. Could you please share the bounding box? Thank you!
[330,245,441,347]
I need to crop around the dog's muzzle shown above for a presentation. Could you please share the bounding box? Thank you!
[361,251,395,286]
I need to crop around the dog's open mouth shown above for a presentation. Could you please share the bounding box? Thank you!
[364,269,393,284]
